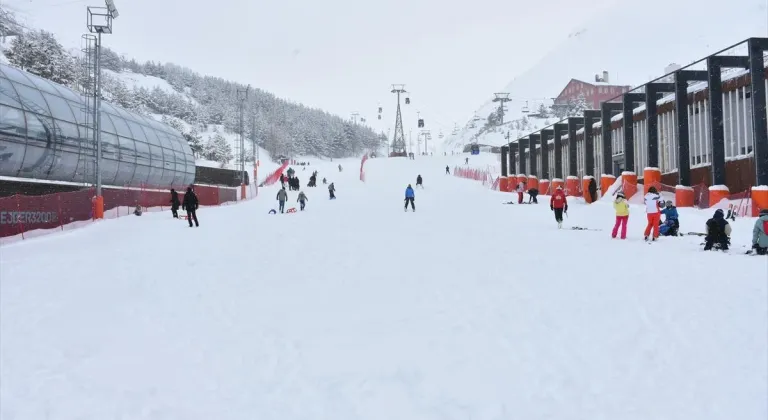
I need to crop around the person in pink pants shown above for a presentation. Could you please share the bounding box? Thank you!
[612,192,630,239]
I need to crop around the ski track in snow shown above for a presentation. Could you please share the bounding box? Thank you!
[1,155,767,420]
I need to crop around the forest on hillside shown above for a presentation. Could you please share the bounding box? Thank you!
[0,7,384,164]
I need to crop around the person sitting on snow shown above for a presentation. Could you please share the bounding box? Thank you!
[704,209,732,251]
[133,203,143,216]
[752,208,768,255]
[659,200,680,236]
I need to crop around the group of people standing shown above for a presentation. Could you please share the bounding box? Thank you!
[169,187,199,227]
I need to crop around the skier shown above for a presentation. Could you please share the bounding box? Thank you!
[516,181,526,204]
[328,182,336,199]
[611,192,629,239]
[297,190,308,211]
[169,188,180,218]
[323,177,327,184]
[338,164,343,172]
[550,185,567,228]
[643,186,662,241]
[465,157,469,164]
[276,187,288,213]
[752,208,768,255]
[445,165,450,175]
[704,208,732,251]
[404,184,415,211]
[659,200,680,236]
[181,186,199,227]
[416,175,423,188]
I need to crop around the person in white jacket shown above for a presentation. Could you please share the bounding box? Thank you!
[643,186,662,241]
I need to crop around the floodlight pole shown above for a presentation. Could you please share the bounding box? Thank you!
[86,2,116,219]
[237,85,250,188]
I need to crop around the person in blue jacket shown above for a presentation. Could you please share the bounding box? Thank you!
[659,200,680,236]
[404,184,415,211]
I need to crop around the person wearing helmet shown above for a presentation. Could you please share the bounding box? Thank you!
[752,208,768,255]
[704,208,732,251]
[612,191,630,239]
[404,184,415,211]
[550,185,567,228]
[643,186,662,241]
[660,200,680,236]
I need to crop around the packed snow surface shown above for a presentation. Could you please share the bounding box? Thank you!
[1,154,766,420]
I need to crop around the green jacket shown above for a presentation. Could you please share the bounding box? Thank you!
[754,212,768,248]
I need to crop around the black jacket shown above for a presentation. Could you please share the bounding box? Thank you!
[170,190,180,207]
[182,189,199,210]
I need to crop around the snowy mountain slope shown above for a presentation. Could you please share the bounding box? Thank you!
[1,154,766,420]
[442,0,768,150]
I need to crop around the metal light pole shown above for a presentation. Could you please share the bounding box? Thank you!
[237,85,250,196]
[86,0,118,219]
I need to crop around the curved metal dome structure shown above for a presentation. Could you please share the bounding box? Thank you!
[0,63,195,188]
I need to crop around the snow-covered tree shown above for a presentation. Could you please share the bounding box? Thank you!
[203,134,232,165]
[6,30,76,86]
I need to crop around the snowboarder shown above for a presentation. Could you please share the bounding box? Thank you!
[752,208,768,255]
[704,208,732,251]
[276,187,288,213]
[550,186,567,228]
[643,186,662,241]
[297,190,308,211]
[328,182,336,199]
[182,186,199,227]
[611,192,629,239]
[169,188,180,218]
[659,200,680,237]
[405,184,415,211]
[416,175,423,188]
[445,165,450,175]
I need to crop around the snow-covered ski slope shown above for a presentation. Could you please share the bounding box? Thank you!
[1,154,766,420]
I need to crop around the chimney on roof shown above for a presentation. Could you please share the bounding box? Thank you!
[602,71,609,83]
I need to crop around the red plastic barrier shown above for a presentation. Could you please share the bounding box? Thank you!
[453,166,495,187]
[0,183,238,240]
[262,161,290,186]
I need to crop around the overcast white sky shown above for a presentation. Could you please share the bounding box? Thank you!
[4,0,620,133]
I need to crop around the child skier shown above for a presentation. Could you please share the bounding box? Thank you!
[611,192,629,239]
[659,200,680,236]
[297,190,308,211]
[416,175,423,188]
[405,184,415,211]
[550,185,567,228]
[643,186,662,241]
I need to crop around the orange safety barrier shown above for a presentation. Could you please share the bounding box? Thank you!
[643,167,661,195]
[527,176,539,190]
[499,177,509,192]
[621,172,638,200]
[753,186,768,216]
[600,174,616,196]
[565,176,580,197]
[581,176,597,204]
[551,178,564,192]
[675,185,695,208]
[708,185,730,208]
[93,195,104,219]
[539,179,550,195]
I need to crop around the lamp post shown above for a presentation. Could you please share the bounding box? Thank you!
[86,0,118,219]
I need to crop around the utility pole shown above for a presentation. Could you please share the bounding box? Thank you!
[493,93,511,125]
[390,84,407,156]
[421,130,431,155]
[237,85,250,197]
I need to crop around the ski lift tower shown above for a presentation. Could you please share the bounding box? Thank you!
[85,0,119,219]
[493,93,511,125]
[389,84,408,157]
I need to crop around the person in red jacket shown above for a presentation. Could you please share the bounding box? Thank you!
[550,185,568,229]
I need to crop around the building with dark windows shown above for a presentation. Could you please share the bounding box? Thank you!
[0,63,195,189]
